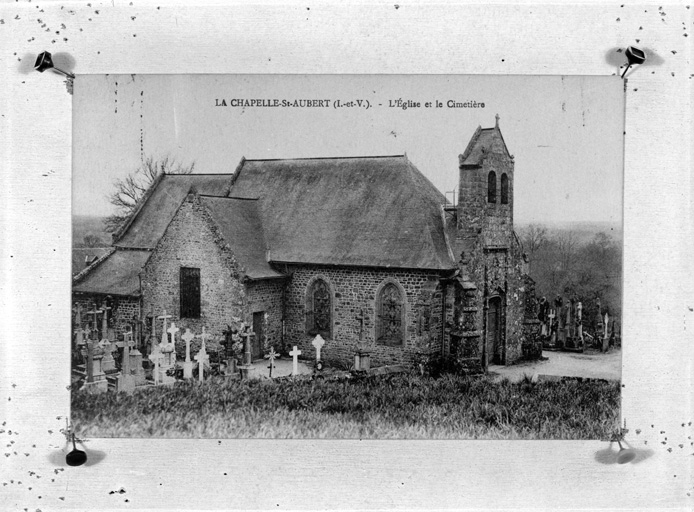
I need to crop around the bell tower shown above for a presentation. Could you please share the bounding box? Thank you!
[457,115,514,248]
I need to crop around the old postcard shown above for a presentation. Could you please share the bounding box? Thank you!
[70,74,624,439]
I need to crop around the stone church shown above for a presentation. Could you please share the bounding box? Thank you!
[73,117,541,372]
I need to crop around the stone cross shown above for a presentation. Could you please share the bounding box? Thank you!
[195,342,209,383]
[99,338,116,372]
[266,346,277,378]
[148,345,164,385]
[157,310,173,346]
[167,322,180,346]
[356,308,365,341]
[547,309,556,343]
[181,328,195,379]
[122,330,132,375]
[74,325,86,349]
[240,328,253,366]
[86,340,94,383]
[100,300,112,339]
[312,334,325,361]
[289,345,301,376]
[150,307,157,350]
[85,307,101,341]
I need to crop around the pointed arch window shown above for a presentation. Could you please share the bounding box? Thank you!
[487,171,497,203]
[307,278,331,338]
[376,282,405,346]
[500,173,509,204]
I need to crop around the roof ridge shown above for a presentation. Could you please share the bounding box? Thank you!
[164,172,234,176]
[199,194,259,201]
[244,154,406,162]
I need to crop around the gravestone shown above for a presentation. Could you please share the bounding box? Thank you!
[602,312,610,352]
[195,328,210,382]
[312,334,325,362]
[356,308,366,341]
[182,328,195,379]
[266,346,277,378]
[159,322,179,380]
[100,299,112,340]
[158,310,173,346]
[99,339,116,372]
[148,344,164,385]
[126,327,146,385]
[81,340,108,393]
[289,346,301,376]
[237,327,256,380]
[547,309,556,345]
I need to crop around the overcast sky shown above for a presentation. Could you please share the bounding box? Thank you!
[73,74,624,225]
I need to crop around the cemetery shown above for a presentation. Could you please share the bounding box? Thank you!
[70,299,620,439]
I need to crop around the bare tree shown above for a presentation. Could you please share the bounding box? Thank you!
[555,230,578,272]
[521,224,548,256]
[104,156,194,233]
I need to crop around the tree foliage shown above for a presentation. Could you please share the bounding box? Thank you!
[520,225,622,334]
[104,156,195,233]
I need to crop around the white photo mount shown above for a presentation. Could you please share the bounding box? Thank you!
[1,3,691,510]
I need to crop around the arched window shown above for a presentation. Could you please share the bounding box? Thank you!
[306,278,331,338]
[500,173,509,204]
[487,171,497,203]
[376,281,405,346]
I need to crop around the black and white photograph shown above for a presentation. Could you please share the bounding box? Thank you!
[69,74,624,439]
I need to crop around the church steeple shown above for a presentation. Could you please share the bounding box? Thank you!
[457,117,515,247]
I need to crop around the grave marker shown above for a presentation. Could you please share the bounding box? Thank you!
[99,339,116,372]
[100,299,112,340]
[157,310,172,346]
[266,346,277,378]
[312,334,325,362]
[289,345,301,376]
[195,329,209,383]
[181,328,195,379]
[356,309,365,341]
[148,344,164,385]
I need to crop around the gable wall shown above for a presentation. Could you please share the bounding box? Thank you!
[284,264,444,368]
[141,197,246,342]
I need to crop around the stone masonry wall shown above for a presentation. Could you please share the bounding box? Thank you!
[72,294,140,341]
[457,154,514,247]
[141,195,246,343]
[246,279,285,353]
[284,265,444,368]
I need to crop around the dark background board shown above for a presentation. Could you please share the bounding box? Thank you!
[1,2,692,510]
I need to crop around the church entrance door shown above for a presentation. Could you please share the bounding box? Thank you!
[252,311,264,361]
[486,297,502,366]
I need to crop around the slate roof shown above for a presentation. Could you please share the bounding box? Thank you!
[229,155,456,270]
[199,196,284,280]
[459,124,511,166]
[72,247,111,276]
[73,249,151,296]
[115,174,233,249]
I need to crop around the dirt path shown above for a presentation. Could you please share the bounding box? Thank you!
[488,348,621,382]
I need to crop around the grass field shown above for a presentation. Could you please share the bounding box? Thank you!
[71,373,620,439]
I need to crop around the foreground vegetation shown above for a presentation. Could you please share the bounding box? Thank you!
[72,373,620,439]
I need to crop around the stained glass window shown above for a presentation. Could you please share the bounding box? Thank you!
[377,283,404,345]
[307,279,331,337]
